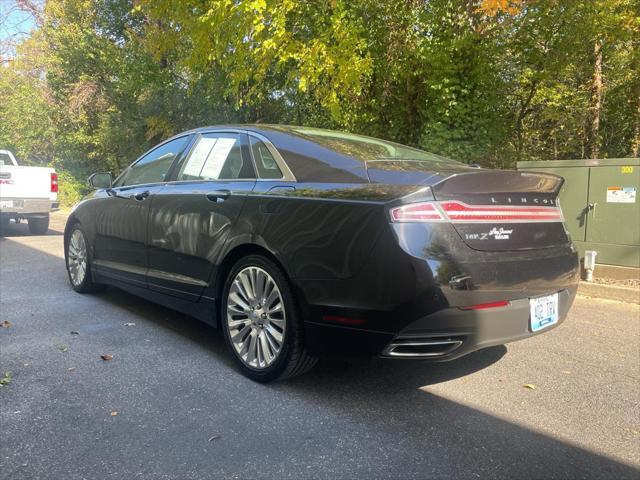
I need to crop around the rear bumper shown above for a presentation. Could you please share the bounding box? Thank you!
[303,286,577,360]
[380,287,575,360]
[0,198,59,215]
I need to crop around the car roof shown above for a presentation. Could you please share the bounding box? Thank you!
[177,125,467,184]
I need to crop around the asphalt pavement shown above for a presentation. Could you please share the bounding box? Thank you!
[1,213,639,479]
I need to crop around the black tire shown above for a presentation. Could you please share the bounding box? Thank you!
[64,223,105,293]
[28,215,49,235]
[221,254,317,382]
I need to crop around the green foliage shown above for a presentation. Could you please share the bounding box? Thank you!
[55,170,88,208]
[0,0,637,182]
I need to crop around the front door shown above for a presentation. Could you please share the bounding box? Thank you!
[146,132,256,300]
[93,135,192,286]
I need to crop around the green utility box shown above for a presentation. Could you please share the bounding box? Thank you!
[517,158,640,268]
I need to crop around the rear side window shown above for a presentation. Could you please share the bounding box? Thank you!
[121,136,189,186]
[178,133,254,181]
[249,136,283,179]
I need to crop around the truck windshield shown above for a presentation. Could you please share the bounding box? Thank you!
[0,152,15,166]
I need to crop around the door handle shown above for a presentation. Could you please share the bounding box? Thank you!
[206,190,230,203]
[132,190,150,201]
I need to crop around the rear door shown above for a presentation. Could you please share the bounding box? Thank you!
[92,135,191,286]
[146,132,256,300]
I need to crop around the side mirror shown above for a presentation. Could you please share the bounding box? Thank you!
[88,172,112,189]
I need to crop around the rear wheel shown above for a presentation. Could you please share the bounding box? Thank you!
[28,215,49,235]
[221,255,317,382]
[65,224,104,293]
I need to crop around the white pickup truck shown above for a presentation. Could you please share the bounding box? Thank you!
[0,149,59,234]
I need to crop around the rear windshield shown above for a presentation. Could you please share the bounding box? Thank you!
[289,127,464,167]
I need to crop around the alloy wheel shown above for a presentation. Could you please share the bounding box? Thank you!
[226,266,286,369]
[67,229,87,286]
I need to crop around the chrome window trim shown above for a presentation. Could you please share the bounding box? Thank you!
[163,178,258,186]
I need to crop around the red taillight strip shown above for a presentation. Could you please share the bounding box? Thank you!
[50,173,58,193]
[440,201,563,223]
[390,202,446,222]
[459,300,510,310]
[390,200,563,223]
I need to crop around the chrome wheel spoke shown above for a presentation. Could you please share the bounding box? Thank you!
[226,266,286,369]
[265,324,283,345]
[259,332,273,365]
[267,316,284,328]
[229,291,251,312]
[239,273,255,303]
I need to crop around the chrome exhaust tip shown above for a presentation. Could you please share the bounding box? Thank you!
[381,337,464,358]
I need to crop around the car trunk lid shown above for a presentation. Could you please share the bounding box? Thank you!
[431,170,568,251]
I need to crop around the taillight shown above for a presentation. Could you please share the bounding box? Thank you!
[390,200,563,223]
[440,201,564,222]
[459,300,510,310]
[50,173,58,193]
[390,202,446,222]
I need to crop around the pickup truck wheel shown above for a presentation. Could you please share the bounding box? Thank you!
[65,224,104,293]
[28,215,49,235]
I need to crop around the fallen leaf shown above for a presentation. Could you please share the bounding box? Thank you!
[0,320,11,328]
[208,435,221,442]
[0,372,11,386]
[123,323,136,327]
[59,346,69,353]
[70,331,79,335]
[110,411,118,416]
[522,383,536,390]
[100,354,113,361]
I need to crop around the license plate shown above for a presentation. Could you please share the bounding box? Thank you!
[530,293,559,332]
[0,200,13,208]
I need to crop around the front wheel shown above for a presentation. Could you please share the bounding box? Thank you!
[65,224,104,293]
[221,255,317,382]
[28,215,49,235]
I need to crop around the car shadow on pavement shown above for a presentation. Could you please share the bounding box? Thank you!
[95,288,639,477]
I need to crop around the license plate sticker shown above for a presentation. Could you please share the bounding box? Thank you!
[0,200,13,208]
[530,293,559,332]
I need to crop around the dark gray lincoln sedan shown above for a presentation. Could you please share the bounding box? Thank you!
[64,125,580,382]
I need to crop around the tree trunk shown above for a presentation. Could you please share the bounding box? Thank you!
[586,39,603,159]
